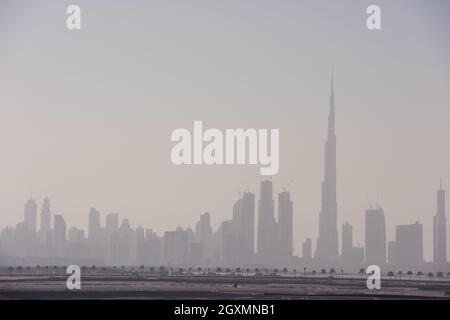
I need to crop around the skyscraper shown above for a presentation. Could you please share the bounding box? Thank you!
[195,212,213,262]
[316,74,338,260]
[365,206,386,266]
[257,179,277,262]
[88,207,101,242]
[24,198,37,234]
[54,214,66,256]
[39,196,52,244]
[388,222,423,268]
[433,180,447,266]
[302,238,312,259]
[342,222,353,259]
[232,192,255,257]
[106,213,119,233]
[278,191,293,258]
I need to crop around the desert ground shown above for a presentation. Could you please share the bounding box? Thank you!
[1,272,450,300]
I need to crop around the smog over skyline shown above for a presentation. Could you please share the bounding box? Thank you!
[0,0,450,305]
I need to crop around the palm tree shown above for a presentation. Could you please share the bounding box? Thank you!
[36,265,40,274]
[273,268,279,275]
[17,266,23,273]
[303,267,307,276]
[283,267,288,277]
[427,272,434,280]
[293,269,297,277]
[149,266,154,274]
[387,271,395,278]
[216,267,222,273]
[321,269,327,277]
[359,268,365,278]
[197,267,202,274]
[329,268,336,277]
[397,270,403,279]
[159,266,165,273]
[407,271,413,280]
[417,271,423,279]
[178,267,184,274]
[311,270,316,277]
[246,268,250,276]
[437,272,444,280]
[8,266,13,274]
[446,272,450,280]
[91,265,96,274]
[140,265,145,273]
[188,267,192,275]
[225,267,231,274]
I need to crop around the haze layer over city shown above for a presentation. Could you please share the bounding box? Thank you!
[0,0,450,269]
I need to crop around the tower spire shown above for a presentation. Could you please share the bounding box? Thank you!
[328,72,335,137]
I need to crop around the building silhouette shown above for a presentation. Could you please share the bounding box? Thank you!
[302,238,312,259]
[88,207,101,242]
[53,214,66,257]
[316,74,338,260]
[388,222,423,268]
[278,191,293,258]
[195,212,213,262]
[257,179,278,263]
[433,181,447,267]
[341,222,364,269]
[365,206,386,266]
[39,196,52,245]
[24,198,37,234]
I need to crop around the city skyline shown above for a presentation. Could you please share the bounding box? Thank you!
[1,0,450,263]
[0,178,447,271]
[1,75,448,271]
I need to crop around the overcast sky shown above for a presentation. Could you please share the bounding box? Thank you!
[0,0,449,260]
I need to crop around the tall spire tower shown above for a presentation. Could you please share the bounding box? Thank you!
[433,180,447,266]
[316,73,338,260]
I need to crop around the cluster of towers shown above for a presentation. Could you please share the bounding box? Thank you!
[0,75,448,271]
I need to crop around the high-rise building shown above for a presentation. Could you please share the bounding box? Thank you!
[220,220,240,265]
[278,191,293,258]
[302,238,312,259]
[365,206,386,266]
[232,192,255,258]
[257,179,278,262]
[342,222,353,259]
[164,227,189,265]
[24,198,37,234]
[388,222,423,268]
[341,222,364,268]
[316,74,338,260]
[88,207,101,242]
[54,214,66,257]
[195,212,213,262]
[39,197,52,244]
[106,213,119,233]
[433,181,447,267]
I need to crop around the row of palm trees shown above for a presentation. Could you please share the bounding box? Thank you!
[4,265,450,281]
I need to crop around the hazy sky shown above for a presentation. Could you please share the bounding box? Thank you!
[1,0,449,260]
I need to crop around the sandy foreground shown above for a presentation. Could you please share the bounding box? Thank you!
[1,274,450,300]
